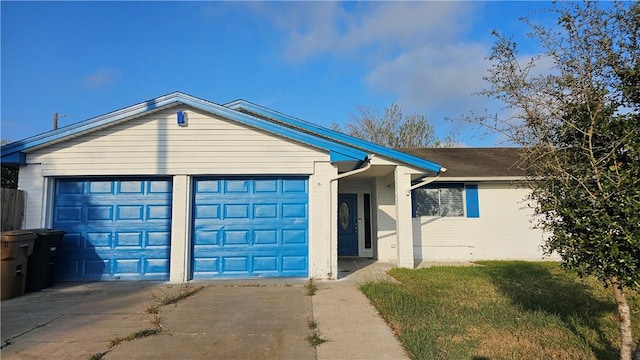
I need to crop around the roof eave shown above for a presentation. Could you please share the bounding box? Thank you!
[224,100,445,174]
[1,92,185,155]
[0,152,26,167]
[0,92,368,165]
[433,176,527,182]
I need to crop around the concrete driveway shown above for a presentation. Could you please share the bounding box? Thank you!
[1,260,409,360]
[1,280,315,360]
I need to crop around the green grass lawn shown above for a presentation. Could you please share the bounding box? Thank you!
[360,261,640,360]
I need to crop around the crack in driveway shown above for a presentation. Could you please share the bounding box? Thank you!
[0,314,64,349]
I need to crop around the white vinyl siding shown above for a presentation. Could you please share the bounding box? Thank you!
[27,106,328,176]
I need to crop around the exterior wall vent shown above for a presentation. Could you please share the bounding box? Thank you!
[177,111,187,126]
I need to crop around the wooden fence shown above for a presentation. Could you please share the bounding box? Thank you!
[1,188,25,231]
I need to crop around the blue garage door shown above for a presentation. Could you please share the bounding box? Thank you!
[53,178,172,281]
[192,177,308,279]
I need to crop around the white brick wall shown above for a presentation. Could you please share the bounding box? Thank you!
[373,176,398,263]
[413,182,555,262]
[309,162,337,279]
[18,163,45,229]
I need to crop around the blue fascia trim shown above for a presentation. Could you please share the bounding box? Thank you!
[1,92,184,156]
[0,92,367,164]
[173,94,367,162]
[0,152,26,166]
[224,99,445,173]
[330,151,361,163]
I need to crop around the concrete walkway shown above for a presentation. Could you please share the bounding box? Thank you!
[314,258,408,359]
[1,259,409,359]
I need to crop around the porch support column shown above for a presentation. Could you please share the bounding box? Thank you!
[394,166,414,268]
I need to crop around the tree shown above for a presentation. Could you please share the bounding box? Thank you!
[468,2,639,359]
[333,103,456,148]
[1,139,18,189]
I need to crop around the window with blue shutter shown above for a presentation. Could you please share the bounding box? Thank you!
[412,183,480,218]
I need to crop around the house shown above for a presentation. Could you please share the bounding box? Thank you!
[0,92,550,283]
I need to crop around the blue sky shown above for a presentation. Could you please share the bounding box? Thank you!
[1,1,557,146]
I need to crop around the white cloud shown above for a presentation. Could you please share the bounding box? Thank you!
[83,68,120,89]
[246,1,539,145]
[366,42,490,115]
[255,2,477,61]
[250,2,492,111]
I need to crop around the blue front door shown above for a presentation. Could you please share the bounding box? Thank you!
[338,194,358,256]
[191,177,309,279]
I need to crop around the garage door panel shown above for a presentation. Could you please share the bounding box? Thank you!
[192,177,308,279]
[55,206,83,221]
[114,259,141,274]
[193,257,220,274]
[85,259,108,278]
[222,257,249,272]
[88,206,114,220]
[254,230,278,244]
[253,256,277,271]
[148,205,171,219]
[283,256,307,271]
[53,178,172,281]
[86,232,112,248]
[58,180,84,194]
[255,179,278,192]
[283,229,307,244]
[116,232,143,247]
[116,205,143,220]
[194,229,220,245]
[147,232,171,246]
[224,204,250,218]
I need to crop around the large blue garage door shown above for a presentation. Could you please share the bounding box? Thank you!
[53,178,172,281]
[192,177,308,279]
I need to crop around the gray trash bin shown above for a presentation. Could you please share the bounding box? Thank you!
[1,230,36,300]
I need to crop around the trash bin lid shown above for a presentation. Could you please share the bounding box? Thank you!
[1,230,37,242]
[26,228,66,236]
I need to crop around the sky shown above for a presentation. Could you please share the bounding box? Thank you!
[1,1,558,147]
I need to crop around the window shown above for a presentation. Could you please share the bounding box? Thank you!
[364,194,372,249]
[414,184,464,217]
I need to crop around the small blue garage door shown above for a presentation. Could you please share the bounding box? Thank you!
[192,177,308,279]
[53,178,172,281]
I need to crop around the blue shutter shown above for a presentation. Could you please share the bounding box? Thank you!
[465,184,479,218]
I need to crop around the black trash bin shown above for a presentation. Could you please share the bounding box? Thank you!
[25,229,65,292]
[1,230,36,300]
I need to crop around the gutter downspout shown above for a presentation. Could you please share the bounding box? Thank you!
[406,174,441,196]
[332,156,374,181]
[405,166,447,196]
[327,155,374,279]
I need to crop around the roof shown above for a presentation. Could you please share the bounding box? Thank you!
[400,147,525,179]
[0,92,444,173]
